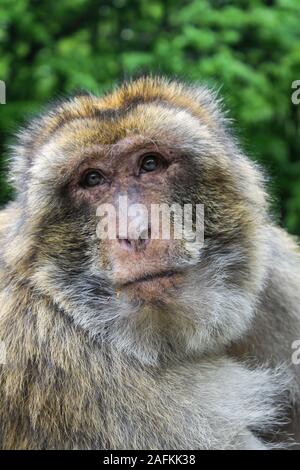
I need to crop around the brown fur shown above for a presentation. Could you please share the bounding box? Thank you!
[0,77,297,449]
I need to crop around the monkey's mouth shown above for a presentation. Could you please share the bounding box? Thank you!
[115,270,186,304]
[120,269,180,288]
[115,269,184,303]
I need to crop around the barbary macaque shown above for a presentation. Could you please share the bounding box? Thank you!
[0,77,298,449]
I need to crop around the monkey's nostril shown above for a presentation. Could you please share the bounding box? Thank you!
[118,237,150,252]
[118,239,132,250]
[136,237,150,250]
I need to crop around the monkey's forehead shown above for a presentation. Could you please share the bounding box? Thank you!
[16,77,227,184]
[34,103,220,164]
[42,77,216,139]
[47,103,212,149]
[30,103,219,184]
[23,77,221,153]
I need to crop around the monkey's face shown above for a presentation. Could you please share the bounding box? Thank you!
[13,79,267,363]
[30,110,204,309]
[69,135,202,303]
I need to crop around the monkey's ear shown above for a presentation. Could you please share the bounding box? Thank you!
[189,82,232,130]
[7,110,47,194]
[7,92,94,193]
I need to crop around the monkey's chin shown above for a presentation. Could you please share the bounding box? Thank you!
[117,271,184,303]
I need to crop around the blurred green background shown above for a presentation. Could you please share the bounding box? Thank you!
[0,0,299,234]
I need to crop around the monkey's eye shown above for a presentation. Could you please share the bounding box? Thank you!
[81,170,105,188]
[140,154,161,173]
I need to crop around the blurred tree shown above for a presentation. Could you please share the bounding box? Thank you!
[0,0,299,233]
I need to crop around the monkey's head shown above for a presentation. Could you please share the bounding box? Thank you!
[7,77,269,364]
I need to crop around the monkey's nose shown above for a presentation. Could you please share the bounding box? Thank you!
[118,237,150,252]
[117,228,151,252]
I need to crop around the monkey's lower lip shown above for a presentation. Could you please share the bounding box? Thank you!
[118,270,180,288]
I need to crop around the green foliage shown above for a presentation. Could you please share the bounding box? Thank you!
[0,0,299,233]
